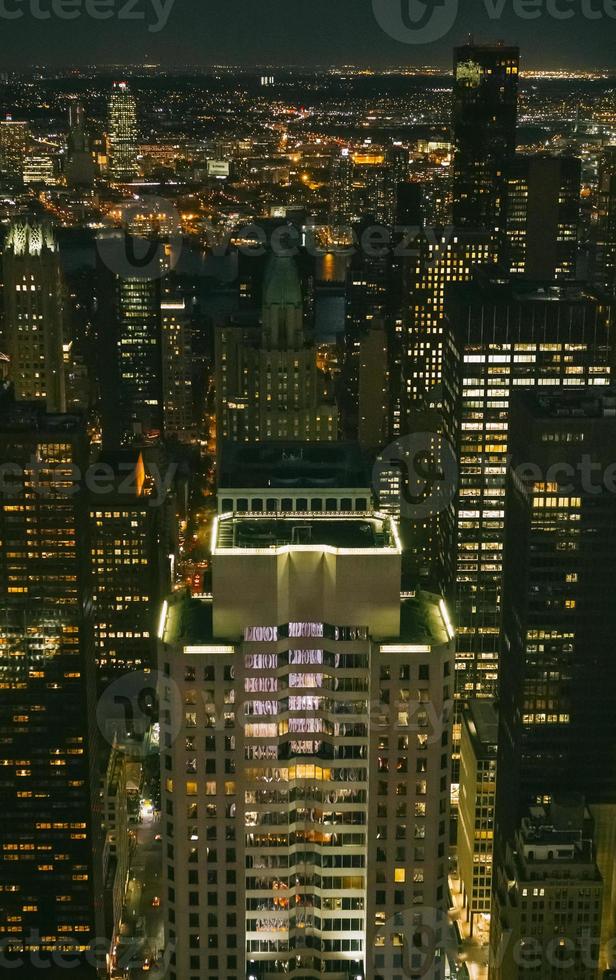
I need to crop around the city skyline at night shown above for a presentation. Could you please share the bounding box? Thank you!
[0,8,616,980]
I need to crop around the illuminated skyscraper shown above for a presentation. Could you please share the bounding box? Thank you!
[107,81,138,182]
[3,219,66,412]
[329,149,354,225]
[452,42,519,237]
[498,389,616,827]
[442,271,613,765]
[159,510,454,980]
[505,154,581,281]
[161,292,194,441]
[594,146,616,297]
[0,116,29,178]
[216,255,338,445]
[89,449,173,682]
[402,228,494,415]
[0,399,102,967]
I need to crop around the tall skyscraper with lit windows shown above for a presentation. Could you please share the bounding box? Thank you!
[216,254,338,446]
[3,219,66,412]
[497,389,616,831]
[107,81,138,182]
[442,270,613,766]
[158,509,455,980]
[452,42,519,237]
[0,398,102,968]
[594,146,616,297]
[505,154,581,281]
[0,116,29,178]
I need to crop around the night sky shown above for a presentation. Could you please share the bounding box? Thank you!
[1,0,615,70]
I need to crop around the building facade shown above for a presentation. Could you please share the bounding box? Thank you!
[107,81,138,182]
[505,155,581,281]
[0,399,103,966]
[216,256,338,446]
[497,389,616,830]
[158,511,454,980]
[3,219,66,412]
[452,42,519,237]
[491,800,603,980]
[457,700,498,939]
[442,272,613,768]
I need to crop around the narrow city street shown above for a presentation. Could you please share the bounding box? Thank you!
[114,808,165,979]
[449,875,489,980]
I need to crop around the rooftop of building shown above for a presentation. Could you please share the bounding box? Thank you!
[218,440,369,491]
[511,798,601,876]
[398,591,454,650]
[212,511,400,554]
[0,393,84,435]
[463,700,499,757]
[514,388,616,421]
[159,588,453,651]
[446,267,608,308]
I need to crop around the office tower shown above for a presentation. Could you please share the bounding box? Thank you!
[0,400,102,967]
[159,510,455,980]
[457,700,497,940]
[497,389,616,828]
[402,228,494,415]
[89,449,173,682]
[377,229,493,592]
[107,81,138,182]
[3,219,66,412]
[0,116,29,178]
[161,292,194,441]
[217,440,371,515]
[442,271,613,765]
[22,154,58,186]
[452,42,519,237]
[505,155,581,281]
[97,238,165,446]
[330,149,354,224]
[342,240,392,441]
[216,255,338,445]
[594,146,616,297]
[490,799,603,980]
[66,102,95,188]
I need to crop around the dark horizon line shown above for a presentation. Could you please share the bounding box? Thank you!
[7,60,616,75]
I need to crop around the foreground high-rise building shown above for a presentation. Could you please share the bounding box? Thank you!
[216,255,338,446]
[107,81,138,182]
[452,42,519,237]
[442,271,613,765]
[498,389,616,827]
[505,154,581,281]
[158,510,455,980]
[0,398,102,967]
[3,219,66,411]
